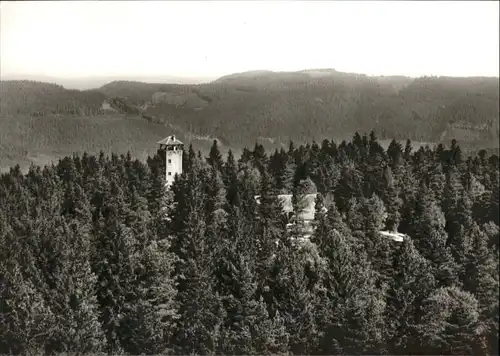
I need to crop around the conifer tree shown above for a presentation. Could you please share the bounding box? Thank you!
[409,182,458,288]
[269,243,319,354]
[403,139,413,161]
[307,145,336,194]
[314,214,386,354]
[114,185,179,354]
[0,262,56,354]
[220,255,289,355]
[428,162,446,205]
[280,158,296,194]
[255,170,285,303]
[381,166,402,231]
[252,142,268,174]
[235,166,261,235]
[183,144,197,175]
[488,168,499,225]
[118,237,178,354]
[363,131,387,197]
[205,166,227,225]
[458,223,499,355]
[205,165,229,289]
[207,139,224,172]
[268,148,289,193]
[288,140,295,157]
[324,198,352,241]
[385,239,435,354]
[41,216,105,353]
[362,195,395,283]
[310,192,335,252]
[447,190,475,262]
[292,177,317,219]
[396,162,419,233]
[443,166,465,226]
[0,216,57,354]
[418,287,483,355]
[448,139,463,167]
[214,203,248,299]
[170,155,225,354]
[91,181,135,353]
[6,169,105,354]
[57,155,80,186]
[335,163,364,213]
[386,139,404,168]
[173,257,226,354]
[346,197,365,234]
[223,149,239,206]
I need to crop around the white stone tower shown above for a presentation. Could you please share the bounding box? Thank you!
[157,135,184,187]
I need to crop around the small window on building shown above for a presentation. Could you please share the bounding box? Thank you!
[168,172,172,176]
[168,159,172,163]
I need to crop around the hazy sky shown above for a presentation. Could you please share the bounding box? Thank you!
[1,1,499,79]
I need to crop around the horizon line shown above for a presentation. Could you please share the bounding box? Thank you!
[2,68,499,82]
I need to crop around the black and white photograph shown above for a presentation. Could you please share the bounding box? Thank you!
[0,1,499,355]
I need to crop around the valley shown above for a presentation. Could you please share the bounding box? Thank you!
[1,69,498,171]
[2,2,499,354]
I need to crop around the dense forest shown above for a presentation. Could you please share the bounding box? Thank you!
[1,71,498,170]
[1,132,498,355]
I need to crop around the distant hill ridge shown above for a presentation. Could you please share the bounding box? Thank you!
[1,69,498,171]
[0,74,213,90]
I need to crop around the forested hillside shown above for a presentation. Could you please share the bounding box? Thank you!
[1,133,498,355]
[1,71,499,171]
[0,81,106,117]
[104,71,500,147]
[0,80,223,171]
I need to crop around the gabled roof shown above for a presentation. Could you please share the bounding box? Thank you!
[157,135,183,145]
[378,231,407,242]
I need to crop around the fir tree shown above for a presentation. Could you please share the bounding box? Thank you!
[91,182,135,353]
[41,217,105,354]
[314,215,385,354]
[459,223,499,355]
[270,243,319,354]
[170,155,225,354]
[220,255,289,355]
[381,166,403,231]
[0,217,57,354]
[174,258,226,354]
[385,239,435,354]
[223,149,239,206]
[403,139,413,161]
[292,177,317,219]
[335,163,364,213]
[0,262,56,354]
[119,238,178,354]
[387,139,404,168]
[255,170,285,303]
[207,139,224,172]
[418,287,483,355]
[409,182,459,288]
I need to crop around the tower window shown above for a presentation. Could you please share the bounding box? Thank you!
[168,172,172,176]
[168,159,172,163]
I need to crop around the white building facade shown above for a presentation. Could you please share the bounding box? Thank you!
[157,135,184,187]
